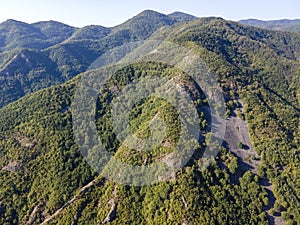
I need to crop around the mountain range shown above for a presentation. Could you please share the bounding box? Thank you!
[0,10,299,225]
[0,10,198,108]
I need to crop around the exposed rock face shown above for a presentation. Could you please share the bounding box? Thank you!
[16,136,38,148]
[2,160,23,172]
[223,99,259,174]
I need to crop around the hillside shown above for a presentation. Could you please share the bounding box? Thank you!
[0,11,299,225]
[0,62,270,225]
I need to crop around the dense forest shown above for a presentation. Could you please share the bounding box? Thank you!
[0,10,299,225]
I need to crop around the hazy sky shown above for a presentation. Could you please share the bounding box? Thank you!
[0,0,298,27]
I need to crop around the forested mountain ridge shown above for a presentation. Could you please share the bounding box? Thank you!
[0,11,299,225]
[0,10,198,108]
[0,10,198,51]
[0,19,77,51]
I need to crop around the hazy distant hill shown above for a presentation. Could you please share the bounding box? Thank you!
[0,19,77,51]
[239,18,300,33]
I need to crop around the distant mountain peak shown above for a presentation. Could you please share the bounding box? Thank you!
[137,9,166,16]
[32,20,75,28]
[4,19,22,23]
[168,11,198,22]
[1,19,30,26]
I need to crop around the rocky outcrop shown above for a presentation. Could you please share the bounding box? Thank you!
[2,160,23,172]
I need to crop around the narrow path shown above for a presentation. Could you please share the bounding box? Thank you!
[0,52,19,72]
[40,178,98,225]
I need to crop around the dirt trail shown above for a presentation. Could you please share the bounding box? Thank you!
[40,179,97,225]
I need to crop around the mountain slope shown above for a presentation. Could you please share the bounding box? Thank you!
[170,18,300,224]
[0,12,299,225]
[0,62,270,225]
[0,48,62,107]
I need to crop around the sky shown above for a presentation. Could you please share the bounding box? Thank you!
[0,0,299,27]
